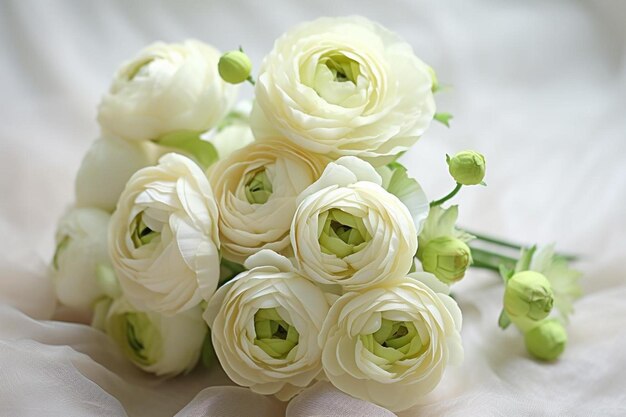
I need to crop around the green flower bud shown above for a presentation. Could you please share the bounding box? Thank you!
[524,319,567,361]
[253,308,299,359]
[218,50,252,84]
[447,151,486,186]
[318,209,371,258]
[420,236,472,284]
[504,271,554,321]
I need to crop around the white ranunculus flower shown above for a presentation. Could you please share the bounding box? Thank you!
[75,135,158,212]
[52,207,111,313]
[98,40,237,142]
[319,273,463,412]
[208,139,328,264]
[204,250,330,400]
[291,156,420,290]
[102,297,206,376]
[251,16,436,165]
[108,153,220,315]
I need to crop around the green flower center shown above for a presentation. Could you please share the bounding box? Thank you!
[253,308,299,359]
[109,311,162,366]
[318,209,371,258]
[244,169,273,205]
[318,53,360,84]
[360,319,426,364]
[130,213,160,248]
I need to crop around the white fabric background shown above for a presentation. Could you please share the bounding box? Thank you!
[1,0,625,416]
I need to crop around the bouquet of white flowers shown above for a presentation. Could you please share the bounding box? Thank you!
[51,16,582,412]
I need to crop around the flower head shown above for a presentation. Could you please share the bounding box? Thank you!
[516,245,582,323]
[251,16,436,164]
[504,271,554,321]
[420,236,472,284]
[218,50,253,84]
[98,40,237,141]
[52,207,111,313]
[204,250,330,400]
[291,157,423,290]
[417,205,473,284]
[108,153,220,315]
[447,151,486,186]
[524,319,567,361]
[99,297,207,376]
[208,139,328,263]
[319,272,462,411]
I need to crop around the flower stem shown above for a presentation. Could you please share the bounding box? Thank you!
[246,75,256,86]
[430,183,462,207]
[470,246,518,272]
[465,230,578,261]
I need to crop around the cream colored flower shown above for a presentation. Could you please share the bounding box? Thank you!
[204,250,330,400]
[319,273,463,411]
[291,157,420,290]
[75,135,158,212]
[98,40,237,142]
[52,207,111,313]
[108,153,220,315]
[208,139,328,263]
[251,16,436,164]
[101,297,206,376]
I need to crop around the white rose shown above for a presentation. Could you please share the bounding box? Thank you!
[204,250,330,400]
[98,40,237,142]
[52,207,111,312]
[208,139,328,264]
[291,156,420,290]
[108,153,220,315]
[102,297,206,376]
[319,273,463,411]
[75,135,157,212]
[251,16,436,164]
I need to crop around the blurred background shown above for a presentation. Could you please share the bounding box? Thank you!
[0,0,624,288]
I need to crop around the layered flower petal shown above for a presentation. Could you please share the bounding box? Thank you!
[108,153,220,315]
[204,250,330,400]
[319,273,463,411]
[251,17,436,165]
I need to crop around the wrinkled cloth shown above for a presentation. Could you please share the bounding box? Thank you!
[1,0,625,416]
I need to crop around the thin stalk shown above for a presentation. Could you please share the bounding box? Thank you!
[430,183,462,207]
[465,230,579,261]
[470,246,518,271]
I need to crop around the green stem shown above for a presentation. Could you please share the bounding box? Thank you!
[470,246,518,271]
[465,230,578,261]
[430,183,462,207]
[246,75,256,86]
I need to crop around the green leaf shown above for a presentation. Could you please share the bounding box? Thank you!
[498,309,511,329]
[434,113,453,127]
[155,130,219,170]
